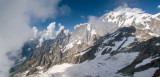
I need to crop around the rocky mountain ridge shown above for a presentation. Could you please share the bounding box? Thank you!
[11,7,160,77]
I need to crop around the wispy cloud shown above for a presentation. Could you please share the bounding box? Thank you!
[157,5,160,8]
[58,5,71,16]
[114,3,145,14]
[80,16,85,19]
[114,0,139,7]
[88,16,117,36]
[24,0,71,21]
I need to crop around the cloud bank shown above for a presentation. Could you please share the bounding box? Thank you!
[0,0,70,77]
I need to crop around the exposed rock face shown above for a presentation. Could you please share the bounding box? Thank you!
[12,26,160,77]
[118,37,160,76]
[12,26,135,76]
[11,24,99,76]
[69,23,91,44]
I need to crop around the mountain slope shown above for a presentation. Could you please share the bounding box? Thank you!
[11,6,160,77]
[14,26,160,77]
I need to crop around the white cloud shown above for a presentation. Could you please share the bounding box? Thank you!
[157,5,160,9]
[0,1,33,77]
[44,22,56,40]
[0,0,70,76]
[88,16,117,36]
[114,3,145,14]
[24,0,70,21]
[64,29,70,36]
[36,22,56,47]
[56,23,65,36]
[33,22,69,47]
[74,23,84,30]
[33,26,39,38]
[38,37,44,48]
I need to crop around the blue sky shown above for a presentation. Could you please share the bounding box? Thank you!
[31,0,160,31]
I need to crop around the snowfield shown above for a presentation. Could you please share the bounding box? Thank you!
[134,67,158,77]
[135,57,159,68]
[34,52,139,77]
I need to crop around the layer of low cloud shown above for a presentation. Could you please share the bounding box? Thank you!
[0,0,70,77]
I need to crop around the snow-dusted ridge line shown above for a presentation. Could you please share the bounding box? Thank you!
[75,48,91,56]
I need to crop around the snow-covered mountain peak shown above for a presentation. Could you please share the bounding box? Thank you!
[101,6,160,28]
[100,6,160,40]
